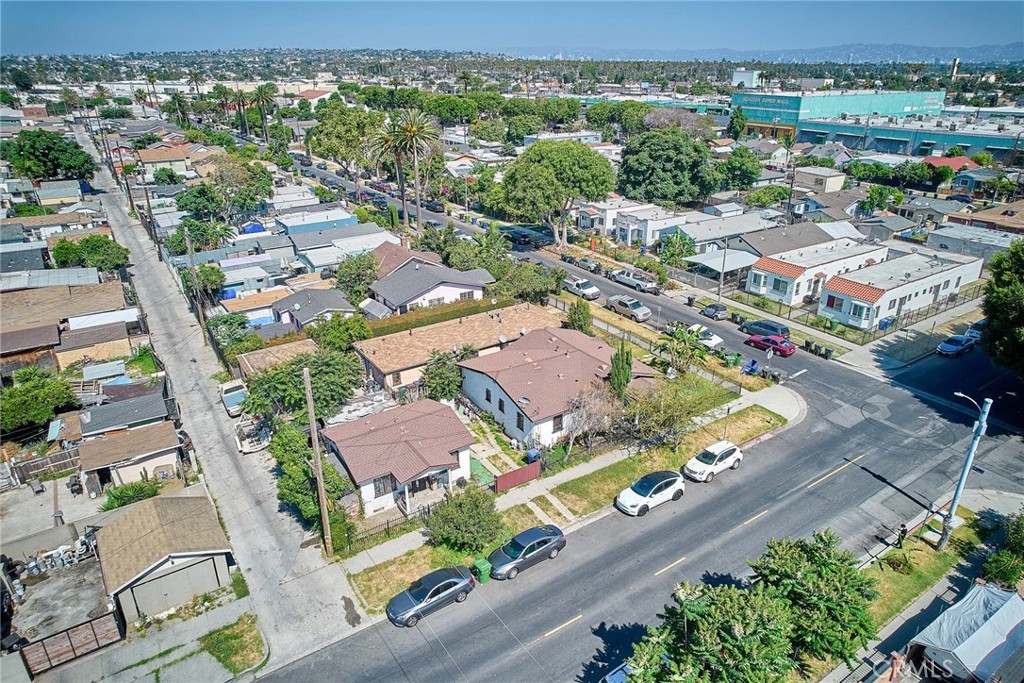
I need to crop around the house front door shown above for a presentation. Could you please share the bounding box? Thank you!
[409,477,430,495]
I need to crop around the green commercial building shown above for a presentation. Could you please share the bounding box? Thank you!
[730,90,945,137]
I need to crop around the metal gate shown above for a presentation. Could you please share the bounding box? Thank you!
[20,611,124,678]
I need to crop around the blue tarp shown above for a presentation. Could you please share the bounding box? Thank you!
[101,376,133,386]
[246,316,275,327]
[241,222,265,234]
[221,288,237,299]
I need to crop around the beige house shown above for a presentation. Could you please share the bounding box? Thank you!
[794,167,847,194]
[78,420,181,489]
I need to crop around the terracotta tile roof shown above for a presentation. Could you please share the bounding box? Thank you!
[353,303,563,374]
[97,496,230,595]
[321,399,473,485]
[922,156,978,171]
[823,275,886,303]
[295,90,331,99]
[752,256,807,279]
[237,339,319,376]
[371,242,442,279]
[220,288,294,313]
[458,328,658,422]
[78,420,179,473]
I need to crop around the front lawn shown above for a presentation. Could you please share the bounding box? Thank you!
[553,405,786,517]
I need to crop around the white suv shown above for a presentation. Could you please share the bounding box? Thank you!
[562,275,600,300]
[683,441,743,483]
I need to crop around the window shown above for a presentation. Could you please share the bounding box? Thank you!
[485,388,492,403]
[942,279,950,290]
[889,299,897,310]
[428,297,445,307]
[408,303,421,311]
[825,294,844,311]
[552,414,563,432]
[749,273,763,288]
[373,476,393,499]
[955,276,961,288]
[795,281,801,295]
[498,398,505,413]
[459,291,474,301]
[391,372,402,385]
[771,278,788,294]
[516,412,525,431]
[851,303,866,318]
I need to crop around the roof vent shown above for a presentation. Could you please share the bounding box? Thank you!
[498,334,507,343]
[519,396,531,405]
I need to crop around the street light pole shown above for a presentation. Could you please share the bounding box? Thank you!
[936,393,993,550]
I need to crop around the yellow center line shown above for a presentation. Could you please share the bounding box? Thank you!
[742,509,770,526]
[806,453,868,490]
[543,614,583,638]
[654,555,687,577]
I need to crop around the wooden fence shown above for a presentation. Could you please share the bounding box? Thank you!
[11,449,80,484]
[20,611,123,678]
[494,461,542,493]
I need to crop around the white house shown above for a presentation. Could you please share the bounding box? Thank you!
[817,247,983,330]
[458,328,657,447]
[793,167,847,194]
[615,206,691,246]
[745,239,889,306]
[370,261,494,314]
[320,400,473,515]
[577,198,655,236]
[269,185,319,211]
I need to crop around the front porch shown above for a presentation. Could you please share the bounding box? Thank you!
[395,470,450,516]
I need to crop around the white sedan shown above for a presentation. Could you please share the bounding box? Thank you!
[687,324,724,351]
[683,441,743,483]
[615,470,685,517]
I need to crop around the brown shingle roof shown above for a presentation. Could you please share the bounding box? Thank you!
[56,322,128,352]
[321,400,473,485]
[78,421,180,473]
[1,280,126,329]
[97,496,230,595]
[823,275,886,303]
[752,256,807,279]
[0,212,92,229]
[0,324,61,354]
[353,304,563,375]
[237,339,319,376]
[136,146,190,162]
[371,242,442,279]
[459,328,658,422]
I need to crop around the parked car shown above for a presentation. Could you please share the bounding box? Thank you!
[488,525,566,580]
[560,253,577,266]
[612,269,660,295]
[683,441,743,483]
[701,303,728,321]
[220,380,248,417]
[936,334,976,357]
[335,168,347,178]
[300,168,316,178]
[615,470,685,516]
[947,194,974,203]
[575,257,602,274]
[386,567,475,627]
[606,294,652,322]
[424,219,443,229]
[562,275,601,301]
[738,319,790,339]
[686,324,724,351]
[315,161,328,170]
[299,158,313,167]
[745,334,796,357]
[372,197,389,210]
[425,200,445,213]
[965,319,987,341]
[453,227,473,242]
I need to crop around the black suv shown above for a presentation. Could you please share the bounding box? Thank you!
[738,319,790,339]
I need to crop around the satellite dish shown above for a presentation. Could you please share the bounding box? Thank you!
[293,303,301,310]
[498,334,508,343]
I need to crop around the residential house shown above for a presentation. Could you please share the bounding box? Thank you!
[615,206,691,246]
[292,90,333,107]
[353,303,562,394]
[733,221,836,258]
[45,229,115,256]
[857,215,918,242]
[370,261,495,314]
[459,328,658,447]
[704,203,744,218]
[321,400,474,515]
[371,241,442,279]
[285,271,335,291]
[675,212,781,254]
[753,169,786,187]
[794,167,846,194]
[0,223,24,244]
[922,155,978,174]
[0,241,47,272]
[152,209,188,240]
[78,392,171,438]
[2,178,37,208]
[523,130,602,146]
[273,289,355,330]
[58,201,106,220]
[801,143,853,166]
[576,198,656,235]
[220,287,293,325]
[36,180,83,206]
[269,185,319,211]
[1,280,127,330]
[134,144,217,180]
[926,223,1020,263]
[894,196,968,226]
[0,323,60,379]
[951,167,1005,194]
[220,267,273,298]
[746,239,889,306]
[944,198,1024,234]
[252,234,297,263]
[275,208,359,236]
[735,140,789,167]
[297,224,400,273]
[817,247,983,330]
[0,212,96,240]
[236,338,319,378]
[78,420,181,490]
[96,496,232,622]
[54,321,134,370]
[797,187,869,221]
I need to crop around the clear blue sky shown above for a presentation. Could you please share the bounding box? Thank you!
[1,1,1021,56]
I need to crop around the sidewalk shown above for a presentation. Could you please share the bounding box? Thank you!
[342,383,805,575]
[821,489,1024,683]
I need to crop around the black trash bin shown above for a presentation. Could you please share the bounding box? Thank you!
[687,295,696,307]
[803,339,814,352]
[813,343,823,356]
[824,347,834,360]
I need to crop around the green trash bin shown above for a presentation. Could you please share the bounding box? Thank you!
[473,557,491,584]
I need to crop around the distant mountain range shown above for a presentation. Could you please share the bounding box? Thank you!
[500,42,1024,64]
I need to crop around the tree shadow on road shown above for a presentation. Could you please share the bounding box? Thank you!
[699,570,747,589]
[576,621,647,683]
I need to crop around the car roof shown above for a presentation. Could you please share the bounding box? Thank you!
[945,335,968,342]
[638,470,679,483]
[513,525,563,544]
[619,295,638,303]
[706,303,725,310]
[418,567,465,588]
[701,440,738,455]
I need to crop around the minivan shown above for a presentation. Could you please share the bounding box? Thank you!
[738,319,790,339]
[562,275,600,300]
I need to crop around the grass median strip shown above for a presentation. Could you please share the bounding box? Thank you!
[554,405,786,517]
[198,613,265,675]
[532,495,570,527]
[502,503,545,535]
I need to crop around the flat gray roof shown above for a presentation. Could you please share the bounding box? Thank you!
[839,253,973,290]
[930,224,1020,248]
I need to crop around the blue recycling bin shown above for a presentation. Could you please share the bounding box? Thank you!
[471,216,478,224]
[525,449,541,464]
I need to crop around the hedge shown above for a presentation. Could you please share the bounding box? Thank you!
[367,298,515,337]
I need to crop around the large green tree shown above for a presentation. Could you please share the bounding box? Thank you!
[242,351,362,419]
[427,484,505,552]
[726,106,748,140]
[505,114,545,144]
[981,239,1024,378]
[333,252,378,303]
[566,298,593,335]
[750,529,878,664]
[609,339,633,401]
[618,128,720,206]
[269,422,352,530]
[421,345,477,401]
[0,367,77,433]
[719,146,762,190]
[503,140,615,247]
[305,313,371,352]
[312,100,385,192]
[51,235,131,272]
[859,185,904,213]
[0,130,97,180]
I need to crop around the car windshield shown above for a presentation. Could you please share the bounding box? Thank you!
[501,537,527,559]
[695,449,717,465]
[696,329,712,340]
[945,338,963,347]
[577,280,594,289]
[631,473,664,496]
[628,301,643,310]
[407,579,431,603]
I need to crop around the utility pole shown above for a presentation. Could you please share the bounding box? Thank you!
[716,237,729,303]
[303,368,334,557]
[937,395,993,550]
[182,222,208,345]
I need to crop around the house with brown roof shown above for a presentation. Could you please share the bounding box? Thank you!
[1,280,127,330]
[945,198,1024,235]
[0,323,60,379]
[96,496,232,622]
[134,143,217,179]
[353,303,563,395]
[54,321,134,370]
[817,245,982,330]
[371,241,442,279]
[236,338,319,377]
[321,400,473,515]
[78,420,181,490]
[459,328,657,447]
[0,212,96,240]
[745,238,889,306]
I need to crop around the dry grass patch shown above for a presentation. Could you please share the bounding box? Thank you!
[532,495,570,527]
[350,546,435,614]
[698,354,770,391]
[198,613,265,675]
[501,503,544,535]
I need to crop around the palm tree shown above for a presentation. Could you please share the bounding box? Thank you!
[250,83,278,144]
[133,88,148,106]
[388,77,403,109]
[371,119,411,229]
[232,88,249,137]
[60,88,80,118]
[524,64,535,98]
[145,73,159,117]
[210,83,231,123]
[396,109,440,233]
[166,92,189,126]
[186,70,206,99]
[457,70,473,95]
[655,326,707,375]
[93,84,109,102]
